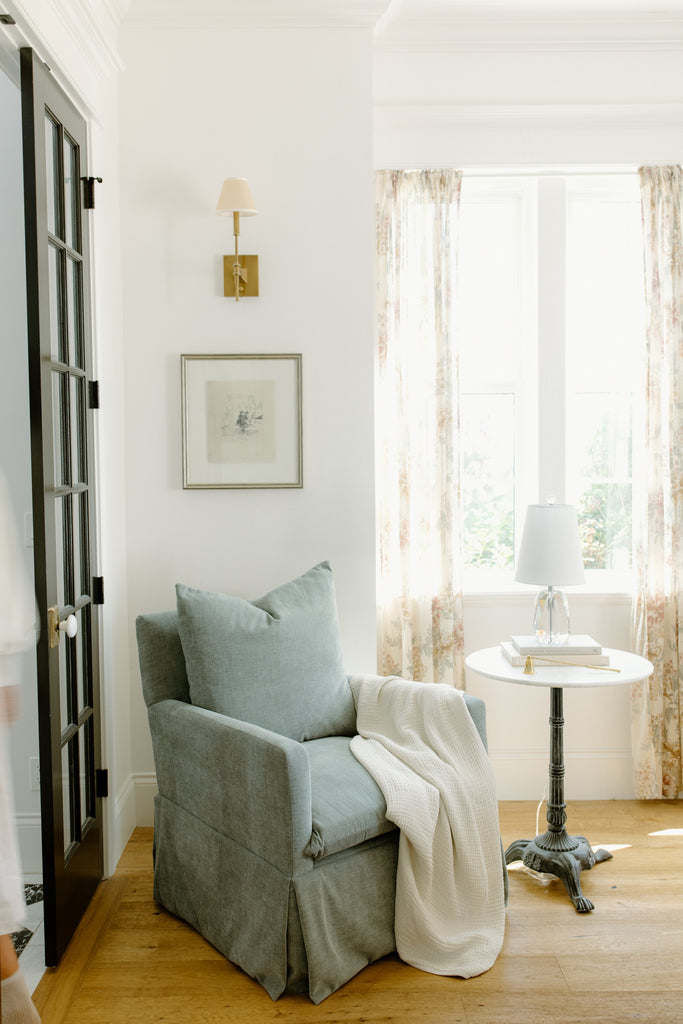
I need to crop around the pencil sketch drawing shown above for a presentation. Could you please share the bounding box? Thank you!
[206,380,277,463]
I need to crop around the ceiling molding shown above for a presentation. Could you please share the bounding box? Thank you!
[374,13,683,52]
[122,0,389,29]
[374,102,683,132]
[7,0,125,76]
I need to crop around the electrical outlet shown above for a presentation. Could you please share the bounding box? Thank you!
[29,756,40,791]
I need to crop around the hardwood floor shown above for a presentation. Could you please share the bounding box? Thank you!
[32,801,683,1024]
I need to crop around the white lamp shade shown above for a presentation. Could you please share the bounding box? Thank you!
[216,177,257,216]
[515,504,585,586]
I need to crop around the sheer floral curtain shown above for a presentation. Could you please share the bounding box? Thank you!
[375,169,465,687]
[631,165,683,798]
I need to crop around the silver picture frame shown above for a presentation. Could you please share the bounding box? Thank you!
[181,353,303,489]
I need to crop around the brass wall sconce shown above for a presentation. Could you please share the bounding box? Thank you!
[216,177,258,301]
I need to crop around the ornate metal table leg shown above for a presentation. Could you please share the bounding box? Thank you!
[504,687,613,913]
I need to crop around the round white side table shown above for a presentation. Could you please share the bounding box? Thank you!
[466,646,653,913]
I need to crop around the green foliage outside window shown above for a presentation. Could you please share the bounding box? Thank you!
[578,483,632,570]
[463,452,515,570]
[576,407,632,571]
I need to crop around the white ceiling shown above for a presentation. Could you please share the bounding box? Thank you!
[374,0,683,48]
[385,0,683,11]
[122,0,683,48]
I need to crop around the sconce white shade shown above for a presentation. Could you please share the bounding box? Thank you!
[515,504,585,586]
[216,177,258,216]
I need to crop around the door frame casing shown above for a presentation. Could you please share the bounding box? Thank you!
[21,44,104,965]
[4,0,132,882]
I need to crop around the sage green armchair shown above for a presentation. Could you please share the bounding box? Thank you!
[136,563,491,1003]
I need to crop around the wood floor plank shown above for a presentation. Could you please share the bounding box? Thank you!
[558,952,683,992]
[31,874,130,1023]
[32,802,683,1024]
[461,990,683,1024]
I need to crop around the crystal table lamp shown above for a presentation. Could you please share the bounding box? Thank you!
[515,503,585,645]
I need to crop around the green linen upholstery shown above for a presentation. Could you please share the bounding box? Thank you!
[136,567,496,1003]
[304,736,396,859]
[176,562,356,742]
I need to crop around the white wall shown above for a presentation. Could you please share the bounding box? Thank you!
[0,62,42,872]
[117,23,376,820]
[374,41,683,799]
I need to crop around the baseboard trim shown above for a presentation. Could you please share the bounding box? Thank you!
[133,772,158,827]
[15,812,42,875]
[489,748,635,800]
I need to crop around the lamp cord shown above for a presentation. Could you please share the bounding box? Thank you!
[536,777,549,837]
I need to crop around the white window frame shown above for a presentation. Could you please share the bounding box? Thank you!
[461,170,641,597]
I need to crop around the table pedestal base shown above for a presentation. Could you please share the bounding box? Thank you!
[505,832,613,913]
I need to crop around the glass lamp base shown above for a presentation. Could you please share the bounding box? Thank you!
[533,586,570,645]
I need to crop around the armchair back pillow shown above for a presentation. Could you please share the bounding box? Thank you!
[176,561,356,742]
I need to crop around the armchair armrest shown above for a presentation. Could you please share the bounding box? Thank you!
[348,673,488,750]
[147,699,313,875]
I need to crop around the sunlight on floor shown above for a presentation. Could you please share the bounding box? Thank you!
[649,828,683,837]
[590,843,632,853]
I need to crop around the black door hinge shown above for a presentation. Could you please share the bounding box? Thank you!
[88,380,100,409]
[95,769,108,799]
[93,576,104,605]
[0,14,17,24]
[81,176,103,210]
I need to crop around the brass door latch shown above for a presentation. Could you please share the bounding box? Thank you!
[47,606,78,649]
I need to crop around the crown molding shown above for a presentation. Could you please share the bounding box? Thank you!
[122,0,388,29]
[6,0,125,75]
[1,0,127,120]
[374,102,683,132]
[374,13,683,52]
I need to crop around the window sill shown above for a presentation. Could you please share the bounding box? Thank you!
[463,583,634,604]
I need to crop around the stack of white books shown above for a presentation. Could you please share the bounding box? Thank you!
[500,634,609,667]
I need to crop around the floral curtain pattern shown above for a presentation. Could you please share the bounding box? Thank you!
[375,169,465,687]
[631,165,683,798]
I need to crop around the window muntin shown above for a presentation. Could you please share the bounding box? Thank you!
[460,173,643,591]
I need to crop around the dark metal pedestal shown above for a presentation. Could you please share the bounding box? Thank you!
[504,687,612,912]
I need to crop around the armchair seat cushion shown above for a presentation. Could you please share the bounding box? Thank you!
[304,736,397,860]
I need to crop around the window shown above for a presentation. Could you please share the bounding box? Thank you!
[459,173,645,591]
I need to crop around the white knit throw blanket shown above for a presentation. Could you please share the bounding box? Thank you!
[349,674,506,978]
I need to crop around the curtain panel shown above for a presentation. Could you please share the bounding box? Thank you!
[375,169,465,687]
[631,165,683,799]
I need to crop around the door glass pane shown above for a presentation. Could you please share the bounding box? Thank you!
[62,741,73,850]
[63,134,78,251]
[462,393,516,570]
[79,721,93,827]
[48,244,65,361]
[54,495,67,610]
[45,113,61,238]
[78,607,91,714]
[63,493,74,606]
[70,375,86,485]
[52,371,69,487]
[72,495,84,601]
[59,636,69,732]
[66,257,83,368]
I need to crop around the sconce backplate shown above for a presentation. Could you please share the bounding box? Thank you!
[223,255,259,298]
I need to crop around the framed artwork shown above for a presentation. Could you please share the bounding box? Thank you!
[181,354,303,489]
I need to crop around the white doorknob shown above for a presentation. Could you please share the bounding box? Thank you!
[58,614,78,639]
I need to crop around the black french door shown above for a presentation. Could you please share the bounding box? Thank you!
[20,47,103,965]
